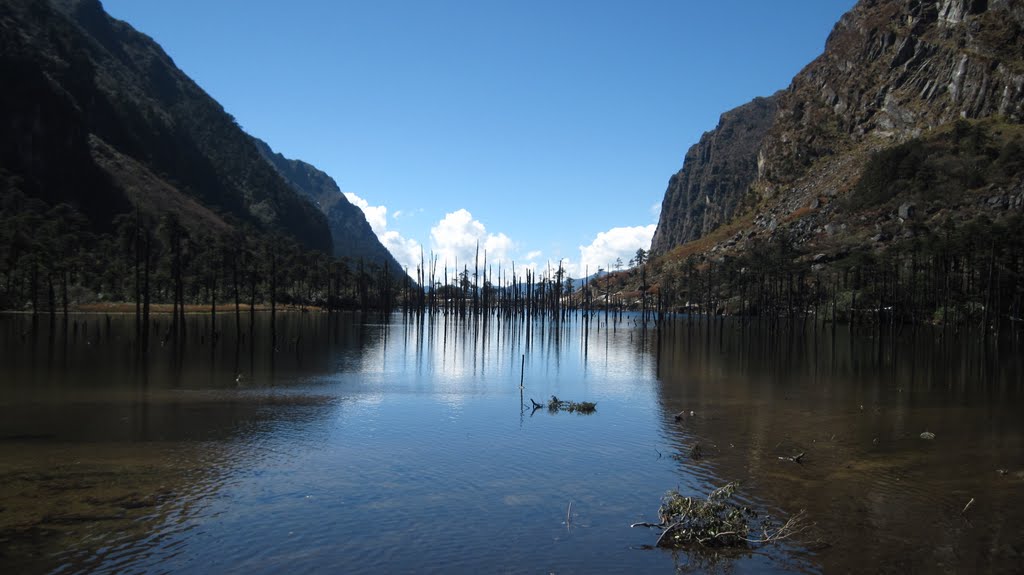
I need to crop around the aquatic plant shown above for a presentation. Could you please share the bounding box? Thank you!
[547,395,597,414]
[632,482,810,550]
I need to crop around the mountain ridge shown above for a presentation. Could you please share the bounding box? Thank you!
[252,138,405,276]
[2,0,331,249]
[651,0,1024,261]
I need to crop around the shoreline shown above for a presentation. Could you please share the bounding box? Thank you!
[0,303,327,315]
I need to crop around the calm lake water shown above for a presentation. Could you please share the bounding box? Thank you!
[1,311,1023,574]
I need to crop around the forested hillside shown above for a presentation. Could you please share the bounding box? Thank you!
[0,0,407,315]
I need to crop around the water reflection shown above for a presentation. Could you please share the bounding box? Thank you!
[1,312,1022,573]
[652,318,1024,573]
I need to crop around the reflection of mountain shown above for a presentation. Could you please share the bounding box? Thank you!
[0,313,386,574]
[651,320,1024,573]
[0,390,340,573]
[0,312,384,393]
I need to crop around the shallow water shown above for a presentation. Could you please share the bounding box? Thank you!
[1,312,1022,573]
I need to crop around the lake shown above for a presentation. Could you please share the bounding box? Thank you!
[1,311,1022,573]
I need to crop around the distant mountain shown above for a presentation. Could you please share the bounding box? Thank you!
[251,138,404,276]
[0,0,330,249]
[651,0,1024,260]
[569,269,608,291]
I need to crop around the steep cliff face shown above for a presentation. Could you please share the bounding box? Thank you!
[0,0,332,250]
[652,0,1024,257]
[757,0,1024,195]
[252,138,405,275]
[650,97,777,254]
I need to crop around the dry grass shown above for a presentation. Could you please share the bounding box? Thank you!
[658,213,755,264]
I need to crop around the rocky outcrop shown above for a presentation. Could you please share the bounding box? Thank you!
[253,138,404,275]
[652,0,1024,257]
[650,97,777,254]
[756,0,1024,195]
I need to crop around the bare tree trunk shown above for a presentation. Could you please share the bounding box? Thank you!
[142,234,151,350]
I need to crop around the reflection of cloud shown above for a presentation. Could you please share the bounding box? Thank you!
[578,224,657,275]
[343,192,422,273]
[430,209,514,269]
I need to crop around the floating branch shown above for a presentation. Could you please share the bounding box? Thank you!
[547,395,597,414]
[778,452,805,464]
[631,482,812,550]
[672,409,695,421]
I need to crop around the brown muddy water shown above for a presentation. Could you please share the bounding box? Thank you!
[1,312,1022,574]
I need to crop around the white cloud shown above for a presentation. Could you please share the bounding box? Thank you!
[343,191,422,274]
[340,201,531,284]
[379,230,422,274]
[577,224,657,276]
[430,209,515,270]
[341,196,657,288]
[344,192,388,235]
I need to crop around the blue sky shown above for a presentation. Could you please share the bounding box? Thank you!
[102,0,856,279]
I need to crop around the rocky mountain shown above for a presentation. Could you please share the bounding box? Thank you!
[252,138,405,275]
[651,0,1024,260]
[1,0,331,249]
[650,97,777,252]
